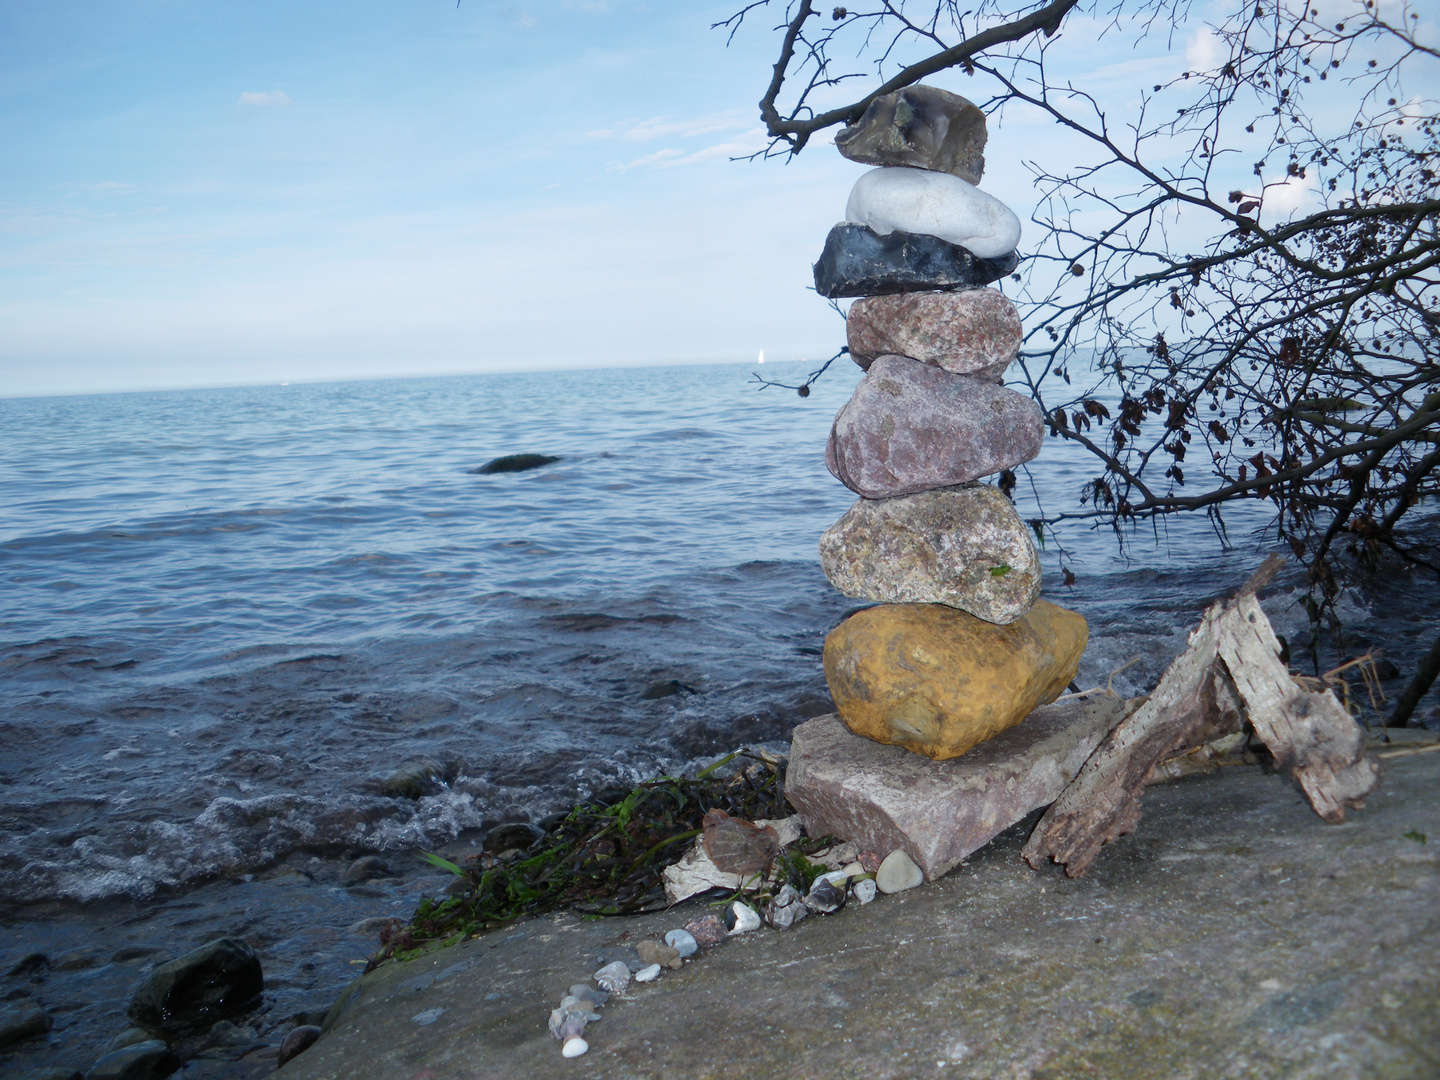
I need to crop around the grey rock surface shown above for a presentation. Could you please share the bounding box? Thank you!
[274,732,1440,1079]
[82,1041,180,1080]
[127,937,262,1033]
[0,1005,52,1049]
[847,288,1020,377]
[787,700,1128,880]
[819,484,1040,624]
[813,223,1018,298]
[835,84,988,183]
[826,355,1044,498]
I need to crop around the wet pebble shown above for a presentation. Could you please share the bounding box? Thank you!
[876,850,924,894]
[342,855,391,884]
[634,963,661,983]
[854,878,878,905]
[0,1003,51,1048]
[663,929,698,958]
[683,915,727,948]
[766,884,808,930]
[84,1040,180,1080]
[593,960,631,994]
[51,947,104,972]
[106,1029,154,1053]
[724,901,761,935]
[858,850,884,873]
[278,1024,323,1067]
[562,1036,588,1058]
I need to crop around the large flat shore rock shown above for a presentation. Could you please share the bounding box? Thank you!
[785,698,1126,879]
[278,734,1440,1080]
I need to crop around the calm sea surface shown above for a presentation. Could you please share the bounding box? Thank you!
[2,362,1434,1074]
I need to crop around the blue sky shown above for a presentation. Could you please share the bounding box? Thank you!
[2,1,1430,397]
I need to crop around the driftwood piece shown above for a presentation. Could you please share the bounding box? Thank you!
[1023,556,1377,876]
[1216,589,1379,823]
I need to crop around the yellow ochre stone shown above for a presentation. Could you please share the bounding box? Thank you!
[822,600,1088,760]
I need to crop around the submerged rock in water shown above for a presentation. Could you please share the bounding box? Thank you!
[836,85,988,183]
[342,855,391,884]
[845,167,1021,260]
[484,822,545,854]
[826,356,1044,499]
[823,600,1088,760]
[0,1004,52,1048]
[471,453,561,475]
[83,1040,181,1080]
[813,224,1018,298]
[128,938,263,1033]
[640,678,697,700]
[379,759,449,799]
[846,288,1021,377]
[819,484,1041,625]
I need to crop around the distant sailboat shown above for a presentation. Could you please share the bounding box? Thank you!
[757,349,765,364]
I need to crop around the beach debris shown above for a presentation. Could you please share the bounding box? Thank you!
[635,939,682,970]
[634,963,661,983]
[853,878,877,905]
[663,929,698,958]
[1023,556,1379,878]
[803,875,848,914]
[592,960,631,994]
[875,850,924,894]
[724,901,761,935]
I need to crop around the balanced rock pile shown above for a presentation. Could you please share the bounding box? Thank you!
[812,85,1088,761]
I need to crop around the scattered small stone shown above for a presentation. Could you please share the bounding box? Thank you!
[635,940,682,970]
[566,985,608,1008]
[854,878,878,905]
[127,937,263,1034]
[858,850,883,873]
[663,929,698,958]
[766,884,808,930]
[840,861,866,877]
[804,877,848,914]
[683,915,726,947]
[0,1003,51,1048]
[593,960,631,994]
[277,1024,322,1068]
[51,947,104,972]
[107,1029,154,1053]
[876,850,925,894]
[341,855,391,885]
[83,1040,180,1080]
[410,1008,445,1026]
[724,901,761,935]
[561,1036,588,1058]
[634,963,661,983]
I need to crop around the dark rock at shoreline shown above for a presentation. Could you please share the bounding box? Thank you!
[641,678,697,700]
[5,953,48,978]
[278,1024,323,1067]
[379,759,450,799]
[107,1028,157,1053]
[0,1003,52,1047]
[52,947,104,972]
[484,822,545,854]
[342,856,391,885]
[471,453,561,475]
[13,1067,83,1080]
[128,938,263,1033]
[83,1040,180,1080]
[110,947,170,966]
[813,224,1018,298]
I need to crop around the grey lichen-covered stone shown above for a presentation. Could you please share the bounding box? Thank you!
[835,85,988,183]
[818,485,1040,624]
[826,355,1043,499]
[785,698,1129,881]
[813,224,1018,299]
[847,288,1021,379]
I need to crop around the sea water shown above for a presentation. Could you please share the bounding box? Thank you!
[2,362,1434,1074]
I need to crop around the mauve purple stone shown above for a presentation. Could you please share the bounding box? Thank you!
[825,355,1043,498]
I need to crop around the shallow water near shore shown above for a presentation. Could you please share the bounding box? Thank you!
[2,361,1436,1075]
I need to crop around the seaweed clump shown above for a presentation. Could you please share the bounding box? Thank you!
[374,751,822,964]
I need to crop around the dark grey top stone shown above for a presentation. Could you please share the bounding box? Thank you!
[813,224,1018,299]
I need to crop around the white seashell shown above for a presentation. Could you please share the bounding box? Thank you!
[664,929,698,958]
[876,849,924,894]
[853,878,877,905]
[725,901,761,935]
[634,963,662,983]
[593,960,631,993]
[562,1036,589,1058]
[845,166,1021,259]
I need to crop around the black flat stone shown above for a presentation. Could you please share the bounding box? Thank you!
[472,453,560,475]
[812,223,1018,298]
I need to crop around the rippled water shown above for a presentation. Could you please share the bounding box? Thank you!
[2,362,1435,1075]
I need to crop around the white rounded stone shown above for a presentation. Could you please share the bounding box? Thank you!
[634,963,661,983]
[875,849,925,894]
[562,1037,589,1058]
[854,878,878,905]
[726,901,761,935]
[845,166,1021,260]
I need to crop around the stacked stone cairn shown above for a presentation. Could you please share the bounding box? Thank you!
[814,85,1089,762]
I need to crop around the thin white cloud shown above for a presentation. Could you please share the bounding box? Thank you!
[1185,28,1225,73]
[238,91,291,108]
[608,129,771,171]
[587,111,750,142]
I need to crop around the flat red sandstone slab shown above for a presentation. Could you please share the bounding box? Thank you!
[786,696,1128,881]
